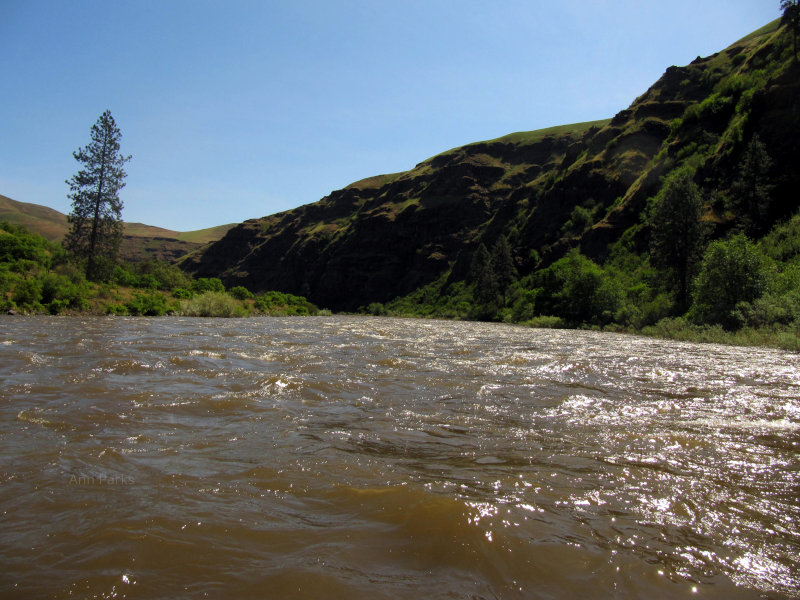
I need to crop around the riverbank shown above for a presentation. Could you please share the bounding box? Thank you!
[5,305,799,353]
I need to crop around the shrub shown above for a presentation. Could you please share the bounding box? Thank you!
[105,304,128,316]
[126,291,171,316]
[691,234,771,328]
[561,205,594,236]
[12,278,42,310]
[180,291,245,317]
[366,302,387,316]
[40,272,88,313]
[522,315,566,329]
[254,290,318,316]
[136,273,160,290]
[534,249,621,325]
[128,260,191,290]
[228,285,254,300]
[511,289,538,322]
[112,265,139,287]
[191,277,225,294]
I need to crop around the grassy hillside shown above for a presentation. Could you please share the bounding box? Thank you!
[120,222,235,244]
[0,194,234,261]
[180,17,799,348]
[0,195,68,241]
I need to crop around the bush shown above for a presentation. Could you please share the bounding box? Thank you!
[137,273,160,290]
[0,222,51,265]
[366,302,387,316]
[136,260,192,291]
[40,272,88,313]
[534,249,621,325]
[254,290,318,316]
[105,304,128,316]
[561,205,595,236]
[511,288,538,322]
[228,285,254,300]
[691,234,771,328]
[180,291,245,317]
[522,315,566,329]
[125,291,171,316]
[12,278,42,310]
[191,278,225,294]
[112,265,139,287]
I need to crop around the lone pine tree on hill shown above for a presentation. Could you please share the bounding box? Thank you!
[64,110,131,281]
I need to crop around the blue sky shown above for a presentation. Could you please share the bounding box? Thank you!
[0,1,780,231]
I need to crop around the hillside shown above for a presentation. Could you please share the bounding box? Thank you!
[181,18,798,315]
[0,194,235,262]
[0,194,67,242]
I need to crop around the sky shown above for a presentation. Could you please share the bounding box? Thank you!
[0,1,780,232]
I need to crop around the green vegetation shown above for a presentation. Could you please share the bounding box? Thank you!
[346,17,800,351]
[0,221,319,318]
[0,195,233,264]
[648,168,707,311]
[4,17,798,351]
[377,204,800,351]
[782,0,800,61]
[64,111,131,281]
[475,120,611,146]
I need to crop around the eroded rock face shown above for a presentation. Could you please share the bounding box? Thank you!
[182,21,799,311]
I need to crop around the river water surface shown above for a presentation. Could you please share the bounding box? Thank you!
[1,316,799,599]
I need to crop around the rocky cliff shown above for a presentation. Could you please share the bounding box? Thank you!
[181,19,799,311]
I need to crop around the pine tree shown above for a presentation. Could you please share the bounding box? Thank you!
[732,134,774,236]
[649,169,706,312]
[470,243,498,306]
[490,235,517,304]
[64,110,131,281]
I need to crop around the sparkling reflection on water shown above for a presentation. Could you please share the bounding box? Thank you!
[0,316,798,599]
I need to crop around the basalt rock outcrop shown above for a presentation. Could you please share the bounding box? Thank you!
[181,20,799,311]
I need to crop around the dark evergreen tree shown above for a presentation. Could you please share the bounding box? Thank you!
[470,243,498,306]
[649,169,706,312]
[782,0,800,62]
[732,134,774,235]
[490,235,517,304]
[64,110,131,281]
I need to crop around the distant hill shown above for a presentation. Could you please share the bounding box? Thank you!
[182,19,799,312]
[0,195,67,242]
[0,194,235,262]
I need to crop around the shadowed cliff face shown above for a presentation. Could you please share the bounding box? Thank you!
[180,124,603,310]
[181,20,798,311]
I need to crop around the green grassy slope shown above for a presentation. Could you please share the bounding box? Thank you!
[0,194,68,241]
[0,194,235,261]
[182,17,799,318]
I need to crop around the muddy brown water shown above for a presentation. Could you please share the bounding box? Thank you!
[1,316,798,599]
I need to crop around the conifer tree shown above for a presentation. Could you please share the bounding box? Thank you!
[649,169,706,312]
[490,235,517,304]
[64,110,131,281]
[732,134,774,236]
[470,243,498,306]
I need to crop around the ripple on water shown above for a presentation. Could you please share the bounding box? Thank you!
[0,316,797,598]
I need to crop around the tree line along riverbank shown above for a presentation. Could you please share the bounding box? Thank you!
[2,219,798,352]
[0,221,321,318]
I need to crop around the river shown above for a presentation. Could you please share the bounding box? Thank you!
[0,316,798,599]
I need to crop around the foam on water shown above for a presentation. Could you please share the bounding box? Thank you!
[0,316,798,598]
